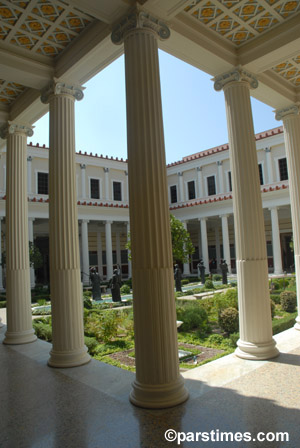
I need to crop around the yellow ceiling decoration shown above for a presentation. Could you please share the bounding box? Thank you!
[272,55,300,86]
[0,80,26,104]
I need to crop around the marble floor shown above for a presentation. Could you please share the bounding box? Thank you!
[0,323,299,448]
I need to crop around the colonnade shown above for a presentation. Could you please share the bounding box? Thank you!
[0,5,299,410]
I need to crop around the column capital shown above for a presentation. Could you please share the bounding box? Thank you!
[178,171,183,176]
[214,67,258,92]
[111,7,170,45]
[264,147,271,153]
[275,105,299,121]
[196,166,202,172]
[41,79,84,104]
[269,206,279,212]
[217,160,223,166]
[106,220,113,225]
[220,214,230,219]
[81,219,89,224]
[103,167,109,173]
[80,163,86,170]
[199,217,207,222]
[0,121,33,139]
[27,155,33,162]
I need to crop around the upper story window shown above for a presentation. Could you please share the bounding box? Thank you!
[207,175,216,196]
[37,172,48,195]
[90,178,100,199]
[228,171,232,192]
[187,180,196,200]
[278,158,288,181]
[170,185,177,204]
[258,163,264,185]
[113,181,122,201]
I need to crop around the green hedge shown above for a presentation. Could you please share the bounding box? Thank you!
[0,300,6,308]
[272,313,297,335]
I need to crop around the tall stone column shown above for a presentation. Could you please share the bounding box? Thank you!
[182,221,191,276]
[178,172,184,202]
[112,8,188,409]
[28,218,35,288]
[221,214,232,274]
[80,164,86,199]
[127,222,132,278]
[264,147,274,184]
[81,220,89,285]
[0,217,4,293]
[215,224,221,267]
[275,106,300,329]
[97,227,103,278]
[217,161,224,194]
[105,220,113,280]
[269,207,283,275]
[200,218,209,274]
[41,80,90,367]
[214,68,278,360]
[197,167,204,198]
[0,122,36,344]
[104,168,110,201]
[27,156,33,194]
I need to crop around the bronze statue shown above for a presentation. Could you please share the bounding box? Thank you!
[109,268,122,302]
[90,268,102,301]
[174,264,182,292]
[197,259,206,284]
[220,259,228,285]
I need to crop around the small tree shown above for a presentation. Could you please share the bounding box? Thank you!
[126,214,194,264]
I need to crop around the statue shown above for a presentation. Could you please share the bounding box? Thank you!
[90,268,102,301]
[174,264,182,292]
[109,269,122,302]
[116,263,122,283]
[197,259,206,284]
[220,259,228,285]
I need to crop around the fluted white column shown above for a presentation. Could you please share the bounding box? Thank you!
[80,164,86,199]
[178,172,184,202]
[221,214,232,274]
[0,218,4,293]
[112,8,188,409]
[269,207,283,275]
[264,148,274,184]
[217,161,224,194]
[127,222,132,278]
[104,168,110,201]
[41,80,90,367]
[28,218,35,288]
[97,227,103,278]
[0,122,36,344]
[27,156,33,194]
[125,171,129,202]
[81,220,89,285]
[200,218,209,274]
[215,225,221,267]
[105,220,113,280]
[214,68,278,360]
[182,221,191,276]
[196,167,204,198]
[275,106,300,329]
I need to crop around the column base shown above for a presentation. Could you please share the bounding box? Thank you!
[129,375,189,409]
[3,328,37,345]
[235,338,279,360]
[294,315,300,330]
[48,346,91,368]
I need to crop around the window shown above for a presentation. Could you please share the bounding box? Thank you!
[113,181,122,201]
[278,158,288,181]
[187,180,196,200]
[37,172,48,195]
[90,178,100,199]
[228,171,232,192]
[121,250,128,264]
[266,241,273,257]
[258,164,264,185]
[170,185,177,204]
[207,176,216,196]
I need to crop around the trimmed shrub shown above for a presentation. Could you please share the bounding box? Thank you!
[120,284,131,295]
[214,288,238,313]
[176,303,209,335]
[270,293,281,305]
[204,279,215,290]
[218,307,239,334]
[287,277,296,291]
[229,332,240,348]
[277,278,289,290]
[272,312,297,335]
[280,291,297,313]
[206,334,224,346]
[212,274,222,282]
[181,279,190,285]
[32,322,52,342]
[270,299,276,318]
[84,336,99,355]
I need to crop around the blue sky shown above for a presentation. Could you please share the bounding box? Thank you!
[31,50,279,164]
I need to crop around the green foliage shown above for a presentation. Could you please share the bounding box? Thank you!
[270,293,281,304]
[181,279,190,285]
[176,302,209,335]
[280,291,297,313]
[0,300,6,308]
[37,299,46,306]
[84,336,99,355]
[29,242,43,269]
[206,334,224,346]
[204,279,215,290]
[123,278,132,289]
[214,288,238,312]
[32,321,52,342]
[229,332,240,348]
[212,274,222,281]
[83,291,93,309]
[218,307,239,334]
[120,284,131,295]
[85,310,122,342]
[270,299,276,318]
[170,214,195,263]
[272,312,297,335]
[287,277,296,291]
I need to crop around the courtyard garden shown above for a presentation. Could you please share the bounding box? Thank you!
[27,275,298,373]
